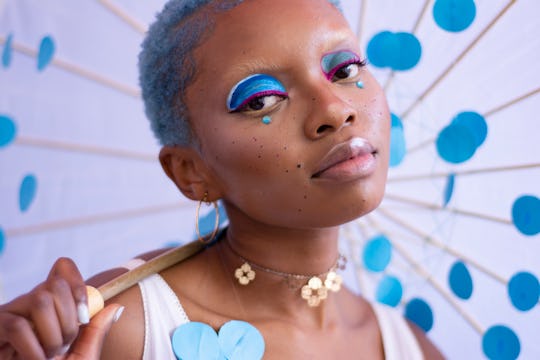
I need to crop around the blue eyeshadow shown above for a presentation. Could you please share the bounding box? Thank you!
[227,74,287,111]
[321,50,360,79]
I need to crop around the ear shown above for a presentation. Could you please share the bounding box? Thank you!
[159,146,221,201]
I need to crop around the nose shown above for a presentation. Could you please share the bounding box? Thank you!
[303,85,357,139]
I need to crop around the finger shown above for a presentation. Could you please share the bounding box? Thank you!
[0,312,46,360]
[67,304,124,359]
[29,289,64,358]
[47,258,89,324]
[49,277,79,345]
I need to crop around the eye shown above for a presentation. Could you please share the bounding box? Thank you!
[227,74,288,113]
[240,93,287,112]
[321,51,366,82]
[331,61,363,81]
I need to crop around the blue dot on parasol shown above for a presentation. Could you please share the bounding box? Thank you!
[366,31,422,71]
[0,228,4,255]
[436,111,487,164]
[2,33,13,68]
[405,298,434,332]
[508,272,539,312]
[451,111,488,147]
[376,275,403,307]
[448,261,473,300]
[0,114,17,147]
[482,325,520,360]
[511,195,540,236]
[362,234,392,272]
[37,35,55,71]
[389,113,406,167]
[443,173,455,207]
[19,174,38,212]
[433,0,476,33]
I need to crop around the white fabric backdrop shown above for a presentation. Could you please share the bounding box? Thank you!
[1,1,539,359]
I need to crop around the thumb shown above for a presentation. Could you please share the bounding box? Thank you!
[65,304,124,359]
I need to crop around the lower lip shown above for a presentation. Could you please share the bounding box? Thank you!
[313,153,377,182]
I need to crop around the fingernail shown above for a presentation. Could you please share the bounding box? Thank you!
[113,306,125,323]
[60,344,70,355]
[77,302,90,324]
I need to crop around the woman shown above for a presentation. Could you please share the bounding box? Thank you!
[0,0,444,358]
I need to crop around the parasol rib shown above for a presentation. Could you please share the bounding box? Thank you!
[382,0,431,92]
[365,214,485,334]
[388,163,540,182]
[4,203,191,238]
[355,0,367,45]
[374,208,508,285]
[406,85,540,154]
[0,36,140,98]
[97,0,148,35]
[383,193,512,225]
[399,0,517,120]
[15,136,156,162]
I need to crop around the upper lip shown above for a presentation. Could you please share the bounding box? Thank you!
[312,137,376,178]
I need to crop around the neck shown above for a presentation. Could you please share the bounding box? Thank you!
[226,218,341,276]
[214,205,346,327]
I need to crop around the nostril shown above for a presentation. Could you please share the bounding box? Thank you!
[345,115,354,124]
[316,124,333,134]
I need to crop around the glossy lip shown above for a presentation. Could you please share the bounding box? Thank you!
[312,137,377,181]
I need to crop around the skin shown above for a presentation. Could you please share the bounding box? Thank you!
[0,0,444,358]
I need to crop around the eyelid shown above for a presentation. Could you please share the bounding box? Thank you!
[321,50,363,80]
[227,74,287,112]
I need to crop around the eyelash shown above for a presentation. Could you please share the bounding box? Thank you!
[232,90,288,113]
[326,58,367,81]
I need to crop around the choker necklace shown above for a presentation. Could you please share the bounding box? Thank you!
[225,240,347,307]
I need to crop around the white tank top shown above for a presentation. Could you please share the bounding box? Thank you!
[130,262,424,359]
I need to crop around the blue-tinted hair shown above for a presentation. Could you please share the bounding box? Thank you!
[139,0,343,146]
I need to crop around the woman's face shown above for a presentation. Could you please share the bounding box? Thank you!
[185,0,390,228]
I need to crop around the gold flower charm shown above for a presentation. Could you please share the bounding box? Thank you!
[301,276,328,307]
[324,271,342,292]
[235,262,256,285]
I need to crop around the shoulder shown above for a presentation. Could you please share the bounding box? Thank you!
[85,248,171,359]
[406,321,445,359]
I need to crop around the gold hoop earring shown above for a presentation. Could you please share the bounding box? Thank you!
[195,192,220,244]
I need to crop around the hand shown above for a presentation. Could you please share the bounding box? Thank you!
[0,257,122,359]
[56,303,123,360]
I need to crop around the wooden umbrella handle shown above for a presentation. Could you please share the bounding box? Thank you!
[86,240,205,318]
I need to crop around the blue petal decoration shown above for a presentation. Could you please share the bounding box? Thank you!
[0,114,17,147]
[482,325,520,360]
[37,35,55,71]
[508,272,539,312]
[362,234,392,272]
[511,195,540,236]
[19,174,38,212]
[436,123,477,163]
[0,228,5,255]
[389,113,406,167]
[448,261,473,300]
[451,111,488,147]
[376,275,403,307]
[366,31,422,71]
[218,320,265,360]
[2,33,13,68]
[433,0,476,32]
[171,322,222,360]
[404,298,434,332]
[443,173,455,207]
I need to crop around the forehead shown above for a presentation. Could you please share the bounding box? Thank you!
[192,0,353,76]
